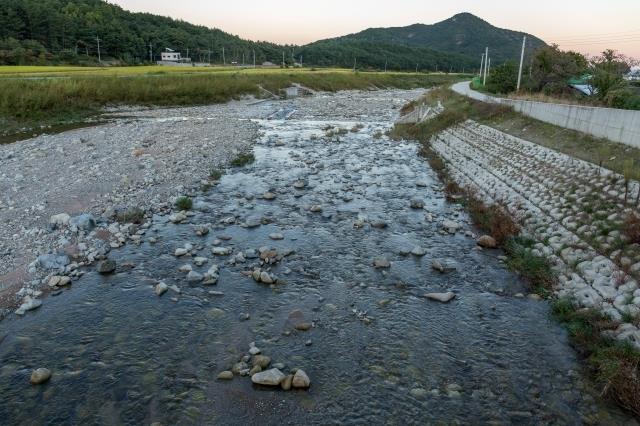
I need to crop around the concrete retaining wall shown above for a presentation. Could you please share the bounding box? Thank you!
[451,82,640,148]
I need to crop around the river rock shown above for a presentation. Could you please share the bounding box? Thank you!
[263,191,276,200]
[15,297,42,316]
[310,205,323,213]
[212,247,232,256]
[175,248,188,257]
[217,371,233,380]
[442,220,461,234]
[373,258,391,269]
[281,374,294,390]
[37,254,70,270]
[410,198,425,209]
[187,271,204,282]
[292,369,311,389]
[30,368,51,385]
[411,247,427,256]
[431,259,445,272]
[97,259,116,274]
[425,292,456,303]
[193,257,208,266]
[155,282,168,296]
[477,235,498,249]
[269,233,284,240]
[69,214,96,232]
[49,213,71,228]
[253,355,272,369]
[260,271,274,284]
[251,368,286,386]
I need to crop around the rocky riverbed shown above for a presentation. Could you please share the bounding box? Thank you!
[0,90,635,424]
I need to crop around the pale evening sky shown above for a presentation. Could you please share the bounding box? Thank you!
[110,0,640,58]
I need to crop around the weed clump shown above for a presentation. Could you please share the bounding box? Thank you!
[505,237,557,294]
[552,299,640,417]
[209,168,224,180]
[175,196,193,210]
[116,206,145,224]
[231,153,255,167]
[624,213,640,244]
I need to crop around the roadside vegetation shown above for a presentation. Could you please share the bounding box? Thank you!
[0,69,463,139]
[480,45,640,110]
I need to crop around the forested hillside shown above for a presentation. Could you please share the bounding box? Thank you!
[329,13,546,63]
[0,0,284,65]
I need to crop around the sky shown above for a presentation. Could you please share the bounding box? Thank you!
[110,0,640,58]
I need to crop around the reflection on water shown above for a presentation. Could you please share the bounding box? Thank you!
[0,93,634,425]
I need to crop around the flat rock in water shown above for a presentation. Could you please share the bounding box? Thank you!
[251,368,285,386]
[217,371,234,380]
[155,282,168,296]
[424,292,456,303]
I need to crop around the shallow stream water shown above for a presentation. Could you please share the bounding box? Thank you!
[0,91,634,425]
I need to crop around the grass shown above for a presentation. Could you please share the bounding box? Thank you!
[175,196,193,210]
[505,237,557,296]
[552,299,640,417]
[0,68,463,137]
[230,152,255,167]
[624,213,640,244]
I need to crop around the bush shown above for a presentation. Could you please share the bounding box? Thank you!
[116,206,145,224]
[209,168,224,180]
[505,237,557,294]
[175,196,193,210]
[230,152,255,167]
[486,62,518,94]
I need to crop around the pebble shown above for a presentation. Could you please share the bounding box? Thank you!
[424,292,456,303]
[373,258,391,269]
[477,235,498,249]
[269,233,284,240]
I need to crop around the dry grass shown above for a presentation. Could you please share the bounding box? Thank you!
[624,213,640,244]
[464,194,520,245]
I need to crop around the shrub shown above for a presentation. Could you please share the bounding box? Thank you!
[209,168,224,180]
[505,236,557,294]
[230,152,255,167]
[175,196,193,210]
[116,206,145,224]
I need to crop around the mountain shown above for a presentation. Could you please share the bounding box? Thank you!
[0,1,545,71]
[322,13,547,64]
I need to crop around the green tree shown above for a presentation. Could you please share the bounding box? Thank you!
[486,61,518,94]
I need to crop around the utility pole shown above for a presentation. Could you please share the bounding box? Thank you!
[222,47,226,65]
[149,42,153,63]
[353,57,357,72]
[483,47,488,85]
[186,47,189,60]
[300,55,303,67]
[96,36,101,62]
[242,52,245,66]
[487,57,491,78]
[253,50,256,68]
[517,36,527,91]
[384,57,387,73]
[282,51,285,67]
[416,63,418,73]
[480,53,484,77]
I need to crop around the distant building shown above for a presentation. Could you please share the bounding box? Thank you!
[161,48,181,62]
[158,48,191,66]
[625,69,640,81]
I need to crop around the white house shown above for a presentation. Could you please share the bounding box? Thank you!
[161,48,182,62]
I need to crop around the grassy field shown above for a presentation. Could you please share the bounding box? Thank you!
[0,66,467,139]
